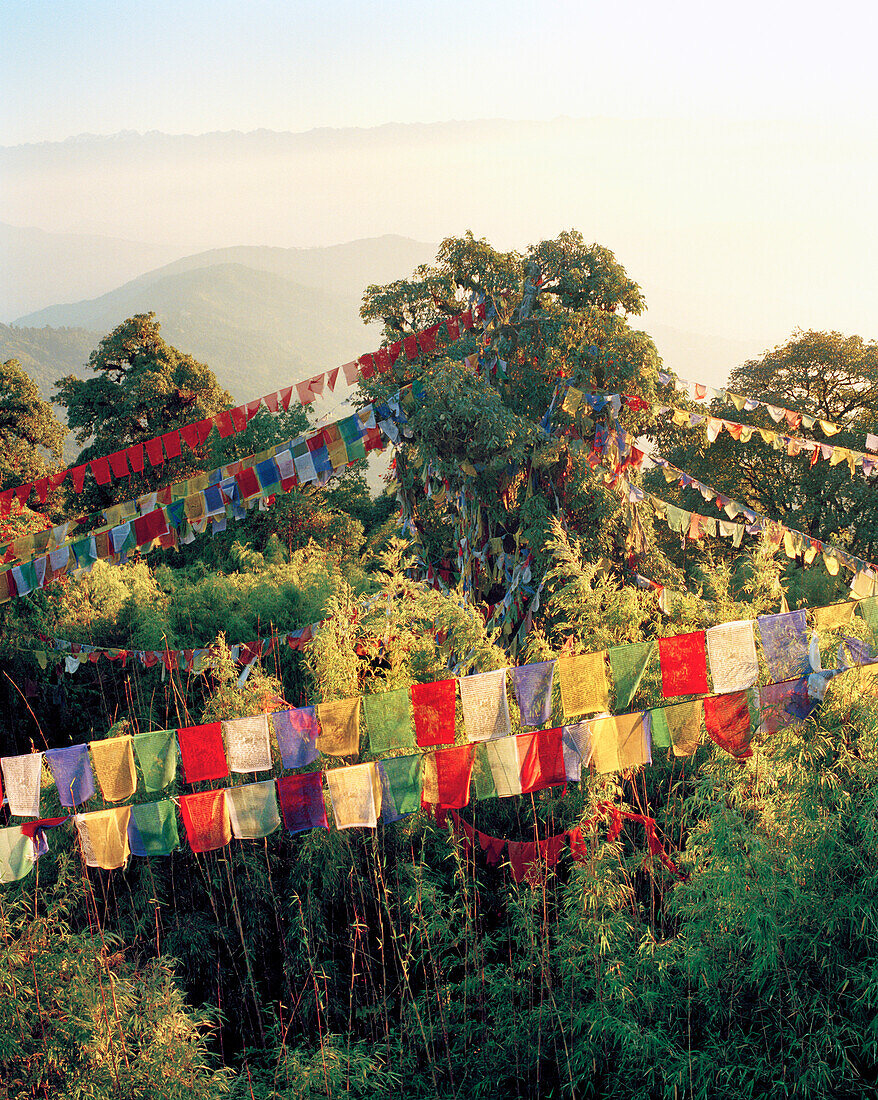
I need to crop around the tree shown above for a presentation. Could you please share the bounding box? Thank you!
[648,330,878,568]
[358,230,674,651]
[0,358,66,490]
[54,313,232,511]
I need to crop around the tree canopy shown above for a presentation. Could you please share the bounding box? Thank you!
[54,313,232,510]
[359,230,673,648]
[648,329,878,573]
[0,358,66,490]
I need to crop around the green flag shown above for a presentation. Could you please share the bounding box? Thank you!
[129,801,180,856]
[364,689,416,753]
[133,729,178,791]
[609,641,655,710]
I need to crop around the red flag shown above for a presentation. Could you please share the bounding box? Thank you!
[403,335,418,361]
[658,632,708,697]
[177,721,229,783]
[145,437,164,465]
[127,444,145,473]
[90,458,111,485]
[411,679,457,746]
[263,391,279,413]
[161,431,182,460]
[229,406,248,433]
[703,692,753,759]
[107,450,130,478]
[518,728,566,793]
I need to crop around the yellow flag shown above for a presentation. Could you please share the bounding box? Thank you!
[558,652,610,718]
[89,736,137,802]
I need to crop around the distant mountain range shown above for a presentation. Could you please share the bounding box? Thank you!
[1,226,762,419]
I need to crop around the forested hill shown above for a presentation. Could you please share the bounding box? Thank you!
[12,263,377,401]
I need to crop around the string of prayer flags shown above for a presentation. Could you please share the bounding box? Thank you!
[658,632,708,697]
[706,620,759,694]
[411,679,457,747]
[316,697,361,756]
[459,668,512,742]
[651,700,703,756]
[89,735,137,802]
[179,789,232,853]
[222,714,272,773]
[326,762,382,829]
[225,781,280,839]
[45,744,95,808]
[757,611,810,681]
[177,721,229,783]
[517,728,566,793]
[0,753,43,817]
[133,729,178,791]
[364,688,416,754]
[557,651,610,717]
[703,691,753,759]
[511,661,555,728]
[481,737,523,798]
[276,773,328,834]
[0,827,35,883]
[422,744,475,809]
[128,801,180,856]
[608,641,655,710]
[75,807,131,869]
[271,707,320,769]
[377,755,422,822]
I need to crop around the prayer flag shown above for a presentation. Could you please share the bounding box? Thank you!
[658,632,708,697]
[179,789,231,852]
[459,668,511,742]
[557,652,610,717]
[226,781,280,839]
[511,661,555,728]
[517,728,566,793]
[378,755,422,822]
[653,700,703,756]
[133,729,177,791]
[859,596,878,638]
[587,713,651,773]
[422,744,475,809]
[0,827,35,883]
[316,697,361,756]
[703,692,753,758]
[364,689,416,753]
[813,602,857,630]
[411,679,457,746]
[45,744,95,808]
[177,721,229,783]
[1,753,43,817]
[758,611,810,681]
[326,762,382,828]
[128,801,179,856]
[608,642,655,710]
[222,714,272,772]
[75,807,131,869]
[276,773,328,834]
[271,707,320,769]
[706,620,759,693]
[89,735,137,802]
[758,681,807,734]
[481,737,523,798]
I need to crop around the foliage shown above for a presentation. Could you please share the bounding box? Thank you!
[53,313,232,512]
[0,359,67,490]
[648,329,878,568]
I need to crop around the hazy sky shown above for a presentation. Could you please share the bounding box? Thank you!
[4,0,878,144]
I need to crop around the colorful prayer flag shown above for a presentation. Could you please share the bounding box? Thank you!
[378,755,422,821]
[128,801,180,856]
[316,697,361,757]
[411,679,457,747]
[706,620,759,694]
[276,773,328,834]
[658,632,708,697]
[271,707,319,769]
[364,689,416,753]
[326,762,382,828]
[45,744,95,808]
[177,722,229,783]
[557,652,610,717]
[225,781,280,839]
[608,642,655,710]
[133,729,178,791]
[511,661,555,728]
[75,807,131,869]
[222,715,272,773]
[89,735,137,802]
[459,668,511,742]
[179,789,232,852]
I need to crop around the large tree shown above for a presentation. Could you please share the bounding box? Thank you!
[358,231,674,649]
[54,313,232,511]
[648,330,878,565]
[0,358,66,490]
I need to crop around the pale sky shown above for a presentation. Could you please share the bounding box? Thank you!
[3,0,878,144]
